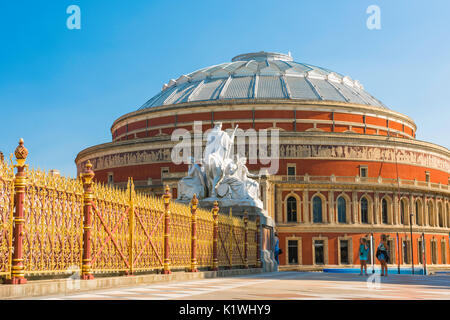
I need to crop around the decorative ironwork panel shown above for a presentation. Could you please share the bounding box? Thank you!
[231,217,245,266]
[91,183,130,273]
[169,201,191,269]
[247,220,257,267]
[218,214,232,268]
[196,208,214,268]
[132,192,165,271]
[23,169,83,275]
[0,161,14,277]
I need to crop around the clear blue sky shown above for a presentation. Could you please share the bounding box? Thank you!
[0,0,449,177]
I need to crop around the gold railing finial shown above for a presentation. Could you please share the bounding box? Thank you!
[163,185,171,205]
[191,194,198,209]
[81,160,95,185]
[14,138,28,167]
[212,200,219,216]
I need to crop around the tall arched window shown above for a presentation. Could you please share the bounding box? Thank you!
[287,197,297,222]
[415,201,419,225]
[447,204,450,228]
[428,201,434,226]
[382,199,388,224]
[361,197,369,224]
[337,197,346,223]
[313,196,322,223]
[400,200,405,224]
[438,203,443,227]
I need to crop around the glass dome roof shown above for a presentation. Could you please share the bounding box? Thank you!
[139,51,386,110]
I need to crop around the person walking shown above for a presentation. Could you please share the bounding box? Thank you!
[359,237,369,275]
[376,234,389,276]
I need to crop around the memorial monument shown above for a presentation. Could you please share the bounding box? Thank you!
[178,122,263,209]
[177,122,277,271]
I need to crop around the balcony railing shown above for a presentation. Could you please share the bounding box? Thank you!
[272,175,449,192]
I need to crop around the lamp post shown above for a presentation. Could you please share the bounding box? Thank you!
[422,232,426,275]
[397,232,400,274]
[409,212,414,275]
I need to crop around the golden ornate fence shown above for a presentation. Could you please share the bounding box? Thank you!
[231,217,246,267]
[216,211,251,268]
[90,182,130,273]
[130,189,165,273]
[169,201,192,269]
[23,169,84,275]
[1,140,261,284]
[217,213,232,267]
[0,161,14,278]
[197,206,214,268]
[248,220,258,267]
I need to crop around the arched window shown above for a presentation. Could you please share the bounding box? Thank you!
[287,197,297,222]
[382,199,388,224]
[337,197,346,223]
[428,201,434,226]
[361,197,369,224]
[415,201,419,225]
[400,200,405,224]
[438,203,443,227]
[313,196,322,223]
[447,203,450,228]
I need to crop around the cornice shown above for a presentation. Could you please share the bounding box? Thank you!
[76,131,450,165]
[276,223,450,235]
[110,99,417,133]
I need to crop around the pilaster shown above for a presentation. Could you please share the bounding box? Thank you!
[303,189,309,223]
[393,193,399,225]
[328,190,334,224]
[276,186,282,223]
[374,192,380,225]
[352,191,358,224]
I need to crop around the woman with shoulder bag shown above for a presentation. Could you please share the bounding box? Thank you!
[376,234,389,276]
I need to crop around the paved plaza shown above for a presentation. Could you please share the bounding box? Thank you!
[32,271,450,300]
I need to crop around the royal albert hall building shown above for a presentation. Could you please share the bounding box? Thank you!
[76,52,450,270]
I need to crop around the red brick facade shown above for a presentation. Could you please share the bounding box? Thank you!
[76,100,449,269]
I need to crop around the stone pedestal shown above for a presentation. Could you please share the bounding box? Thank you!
[258,214,278,273]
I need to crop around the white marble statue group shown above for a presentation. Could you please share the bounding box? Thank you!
[177,122,263,208]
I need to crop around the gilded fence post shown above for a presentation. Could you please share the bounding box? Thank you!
[244,210,249,269]
[212,201,219,271]
[256,215,261,268]
[190,194,198,272]
[81,161,95,280]
[6,139,28,284]
[162,185,172,274]
[127,178,135,276]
